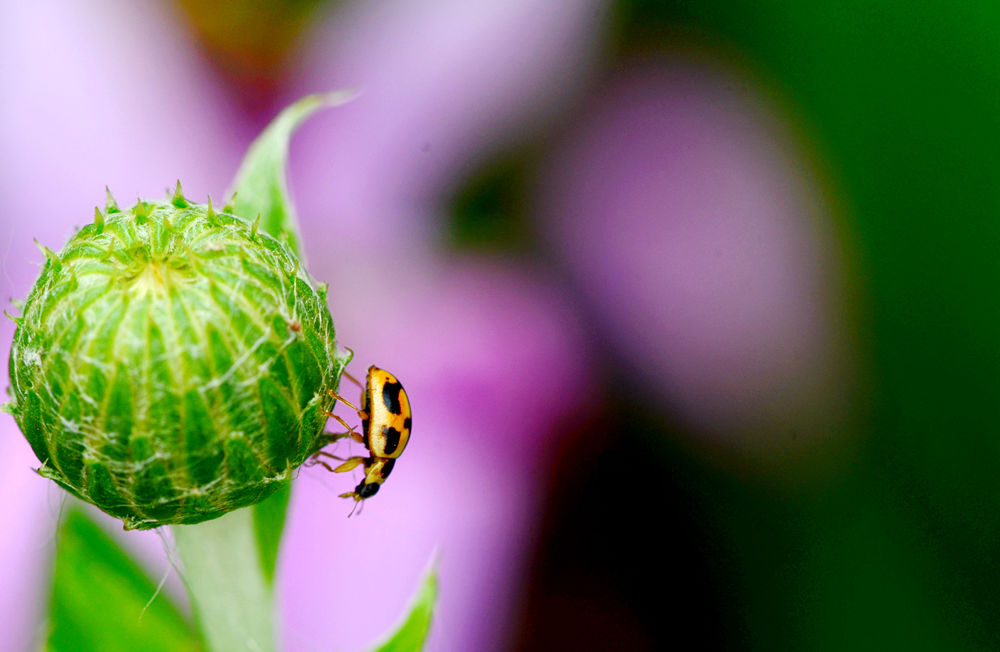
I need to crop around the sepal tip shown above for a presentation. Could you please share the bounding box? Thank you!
[34,239,61,270]
[171,180,188,208]
[133,200,153,223]
[105,186,120,213]
[223,192,238,214]
[205,195,220,225]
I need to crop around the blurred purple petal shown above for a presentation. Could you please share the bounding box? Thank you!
[0,0,241,294]
[0,1,244,646]
[281,258,593,651]
[0,426,55,652]
[540,61,856,461]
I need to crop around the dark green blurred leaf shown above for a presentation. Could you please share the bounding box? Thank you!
[47,508,199,652]
[447,152,536,253]
[369,556,438,652]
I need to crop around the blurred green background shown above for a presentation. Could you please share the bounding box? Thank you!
[512,1,1000,649]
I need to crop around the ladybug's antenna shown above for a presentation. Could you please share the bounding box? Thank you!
[347,498,362,518]
[343,370,363,388]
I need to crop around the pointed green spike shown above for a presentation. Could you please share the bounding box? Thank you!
[93,206,105,233]
[105,186,120,213]
[10,298,25,310]
[205,195,220,226]
[316,282,328,300]
[171,180,188,208]
[3,310,23,326]
[34,239,61,272]
[223,192,238,214]
[250,214,261,241]
[0,401,15,415]
[133,200,153,223]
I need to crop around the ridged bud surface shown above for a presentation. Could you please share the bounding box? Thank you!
[8,196,345,529]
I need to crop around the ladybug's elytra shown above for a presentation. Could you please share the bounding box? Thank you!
[314,363,412,514]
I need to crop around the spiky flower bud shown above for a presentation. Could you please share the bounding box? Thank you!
[8,189,346,529]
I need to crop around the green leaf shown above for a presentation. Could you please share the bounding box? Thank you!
[252,482,290,584]
[369,555,439,652]
[47,508,199,652]
[228,89,358,256]
[232,89,356,592]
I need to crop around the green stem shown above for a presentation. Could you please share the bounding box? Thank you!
[168,90,357,652]
[172,508,277,652]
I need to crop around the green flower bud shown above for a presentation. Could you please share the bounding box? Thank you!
[8,188,347,529]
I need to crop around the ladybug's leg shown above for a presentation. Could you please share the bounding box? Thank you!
[305,449,347,472]
[312,451,346,461]
[318,430,357,445]
[326,413,355,432]
[308,459,338,473]
[321,412,365,445]
[332,456,365,473]
[327,390,361,411]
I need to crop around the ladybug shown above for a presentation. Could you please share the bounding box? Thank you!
[316,364,412,515]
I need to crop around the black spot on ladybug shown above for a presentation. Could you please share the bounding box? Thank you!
[380,458,396,480]
[381,425,402,456]
[381,381,403,414]
[403,417,412,432]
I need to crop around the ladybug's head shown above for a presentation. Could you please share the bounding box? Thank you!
[356,481,381,499]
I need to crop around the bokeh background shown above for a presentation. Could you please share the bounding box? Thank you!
[1,0,998,650]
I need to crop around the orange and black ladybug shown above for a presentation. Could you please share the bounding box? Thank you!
[317,363,411,514]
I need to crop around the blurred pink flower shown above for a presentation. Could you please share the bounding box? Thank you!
[539,59,857,469]
[1,2,239,649]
